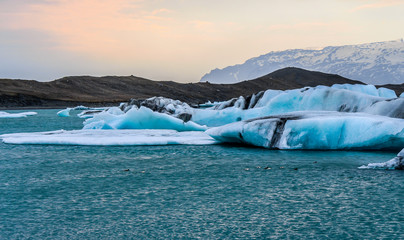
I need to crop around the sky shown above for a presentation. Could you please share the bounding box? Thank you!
[1,0,403,82]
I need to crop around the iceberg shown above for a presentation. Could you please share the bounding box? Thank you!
[330,84,397,98]
[6,84,403,151]
[206,112,404,150]
[75,84,404,133]
[108,84,403,129]
[0,129,217,146]
[77,109,104,119]
[83,106,207,131]
[0,111,37,118]
[359,148,404,170]
[192,85,403,126]
[57,108,72,117]
[57,106,107,118]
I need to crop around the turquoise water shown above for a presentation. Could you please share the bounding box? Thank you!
[0,110,403,239]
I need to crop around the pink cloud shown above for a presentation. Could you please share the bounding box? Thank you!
[350,0,404,12]
[1,0,176,56]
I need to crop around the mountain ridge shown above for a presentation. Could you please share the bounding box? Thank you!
[200,39,404,85]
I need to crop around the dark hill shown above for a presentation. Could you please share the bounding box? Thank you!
[233,67,364,91]
[0,67,400,108]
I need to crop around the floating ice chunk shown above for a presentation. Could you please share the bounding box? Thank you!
[198,101,215,108]
[88,84,403,129]
[359,148,404,170]
[0,111,37,118]
[77,110,104,119]
[191,87,404,126]
[377,87,397,99]
[73,105,90,110]
[58,106,109,118]
[0,129,217,146]
[57,108,72,117]
[83,106,207,131]
[206,112,404,150]
[400,92,404,98]
[331,84,397,98]
[120,97,191,115]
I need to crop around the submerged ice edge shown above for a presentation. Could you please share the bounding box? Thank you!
[359,148,404,170]
[0,129,218,146]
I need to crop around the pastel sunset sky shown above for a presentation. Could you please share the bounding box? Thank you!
[1,0,403,82]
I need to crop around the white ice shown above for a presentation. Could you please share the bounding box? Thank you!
[359,148,404,170]
[0,129,217,146]
[206,112,404,150]
[0,111,37,118]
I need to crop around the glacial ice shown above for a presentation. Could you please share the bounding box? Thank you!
[5,84,403,152]
[0,111,37,118]
[359,148,404,170]
[0,130,217,146]
[57,108,72,117]
[82,84,403,130]
[83,106,207,131]
[191,86,403,126]
[57,106,107,118]
[206,112,404,150]
[329,84,397,98]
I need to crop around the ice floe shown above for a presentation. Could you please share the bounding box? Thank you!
[0,129,217,146]
[0,111,37,118]
[206,112,404,150]
[359,148,404,170]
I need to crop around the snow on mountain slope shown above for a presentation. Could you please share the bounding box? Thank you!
[200,39,404,85]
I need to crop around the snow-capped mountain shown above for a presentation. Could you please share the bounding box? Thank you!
[200,39,404,85]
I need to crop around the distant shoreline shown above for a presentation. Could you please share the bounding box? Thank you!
[0,102,119,111]
[1,68,403,109]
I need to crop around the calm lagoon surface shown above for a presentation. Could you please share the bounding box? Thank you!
[0,110,403,239]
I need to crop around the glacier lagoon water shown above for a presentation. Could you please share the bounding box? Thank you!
[0,110,403,239]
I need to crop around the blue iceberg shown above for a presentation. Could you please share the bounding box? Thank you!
[82,84,404,129]
[206,112,404,150]
[83,106,206,131]
[3,84,404,152]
